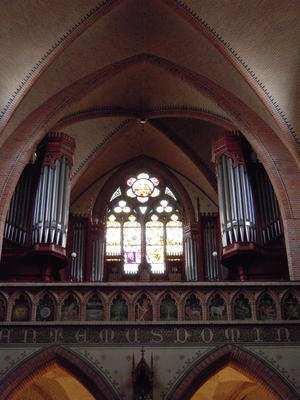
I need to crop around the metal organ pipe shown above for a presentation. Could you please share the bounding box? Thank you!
[213,135,256,250]
[4,165,35,245]
[201,213,221,281]
[255,164,283,244]
[70,218,86,282]
[32,132,75,248]
[184,225,201,281]
[91,228,105,281]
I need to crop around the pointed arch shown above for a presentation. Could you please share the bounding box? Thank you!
[11,291,32,322]
[60,292,81,321]
[0,345,120,400]
[36,291,58,321]
[207,291,228,321]
[0,53,299,277]
[165,344,298,400]
[134,292,154,321]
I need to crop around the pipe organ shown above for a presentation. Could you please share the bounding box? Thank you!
[69,215,105,282]
[70,217,86,282]
[201,213,222,281]
[1,129,288,282]
[90,219,105,282]
[213,134,256,256]
[184,224,202,281]
[4,164,35,245]
[32,133,75,249]
[254,164,283,244]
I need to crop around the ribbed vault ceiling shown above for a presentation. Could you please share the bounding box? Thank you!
[0,0,299,214]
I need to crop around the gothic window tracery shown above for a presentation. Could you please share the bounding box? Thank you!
[105,172,183,274]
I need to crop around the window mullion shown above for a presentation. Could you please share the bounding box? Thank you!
[163,221,167,263]
[121,221,124,256]
[141,220,146,262]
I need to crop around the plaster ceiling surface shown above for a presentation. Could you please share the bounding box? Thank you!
[70,119,218,207]
[184,0,300,136]
[153,117,227,170]
[58,63,230,119]
[61,116,127,173]
[1,0,294,150]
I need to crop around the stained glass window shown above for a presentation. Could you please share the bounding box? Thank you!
[105,171,184,273]
[123,217,141,273]
[106,216,121,255]
[166,217,183,255]
[146,218,164,273]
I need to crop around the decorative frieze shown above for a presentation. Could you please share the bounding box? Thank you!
[0,283,299,324]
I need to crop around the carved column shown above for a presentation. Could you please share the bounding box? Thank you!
[184,223,203,281]
[212,134,256,278]
[32,132,75,253]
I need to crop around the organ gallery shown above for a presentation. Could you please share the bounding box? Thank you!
[0,1,299,399]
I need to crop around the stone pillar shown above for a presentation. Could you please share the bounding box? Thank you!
[212,134,256,276]
[184,223,203,281]
[32,132,75,252]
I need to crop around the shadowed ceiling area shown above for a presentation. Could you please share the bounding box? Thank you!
[11,363,95,400]
[190,365,279,400]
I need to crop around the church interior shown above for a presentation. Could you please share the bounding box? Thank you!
[0,1,299,399]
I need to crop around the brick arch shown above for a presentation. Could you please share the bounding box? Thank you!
[165,344,298,400]
[0,345,121,400]
[0,54,299,277]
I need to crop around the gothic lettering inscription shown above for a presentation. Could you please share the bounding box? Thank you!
[0,325,298,345]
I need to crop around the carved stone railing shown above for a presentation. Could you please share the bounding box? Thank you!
[1,282,299,324]
[0,283,299,347]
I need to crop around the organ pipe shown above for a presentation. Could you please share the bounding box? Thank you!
[184,224,202,281]
[32,132,75,248]
[213,135,256,251]
[90,219,105,282]
[4,164,35,245]
[255,163,283,244]
[70,217,86,282]
[201,213,222,281]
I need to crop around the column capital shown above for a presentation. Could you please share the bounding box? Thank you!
[41,132,75,168]
[212,133,245,166]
